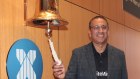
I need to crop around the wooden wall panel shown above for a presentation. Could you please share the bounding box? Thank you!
[59,0,93,70]
[125,27,140,79]
[66,0,140,32]
[100,0,140,31]
[66,0,100,13]
[124,12,140,31]
[0,0,23,78]
[100,0,124,24]
[108,20,125,51]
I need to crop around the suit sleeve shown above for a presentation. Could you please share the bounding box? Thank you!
[121,53,128,79]
[65,50,78,79]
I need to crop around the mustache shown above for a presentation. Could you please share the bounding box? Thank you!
[96,32,104,35]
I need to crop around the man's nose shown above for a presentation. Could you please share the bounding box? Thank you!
[98,27,103,32]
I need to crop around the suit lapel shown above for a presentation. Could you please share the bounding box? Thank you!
[108,45,114,79]
[85,42,97,79]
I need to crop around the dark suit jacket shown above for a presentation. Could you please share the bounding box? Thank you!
[65,42,128,79]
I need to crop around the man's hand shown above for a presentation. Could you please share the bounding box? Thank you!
[53,62,65,79]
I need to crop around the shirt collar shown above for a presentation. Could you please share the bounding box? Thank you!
[92,43,108,57]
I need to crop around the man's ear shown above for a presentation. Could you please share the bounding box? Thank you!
[88,31,91,37]
[88,30,92,40]
[107,29,109,35]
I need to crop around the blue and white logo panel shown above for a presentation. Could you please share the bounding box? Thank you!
[6,39,43,79]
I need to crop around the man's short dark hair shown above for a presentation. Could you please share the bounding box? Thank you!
[89,15,109,29]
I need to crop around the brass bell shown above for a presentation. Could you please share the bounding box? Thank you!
[27,0,68,29]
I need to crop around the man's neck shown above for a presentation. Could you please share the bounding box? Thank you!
[93,42,107,54]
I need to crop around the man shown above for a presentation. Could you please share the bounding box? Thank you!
[53,15,128,79]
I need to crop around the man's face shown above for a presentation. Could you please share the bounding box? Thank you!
[89,18,109,44]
